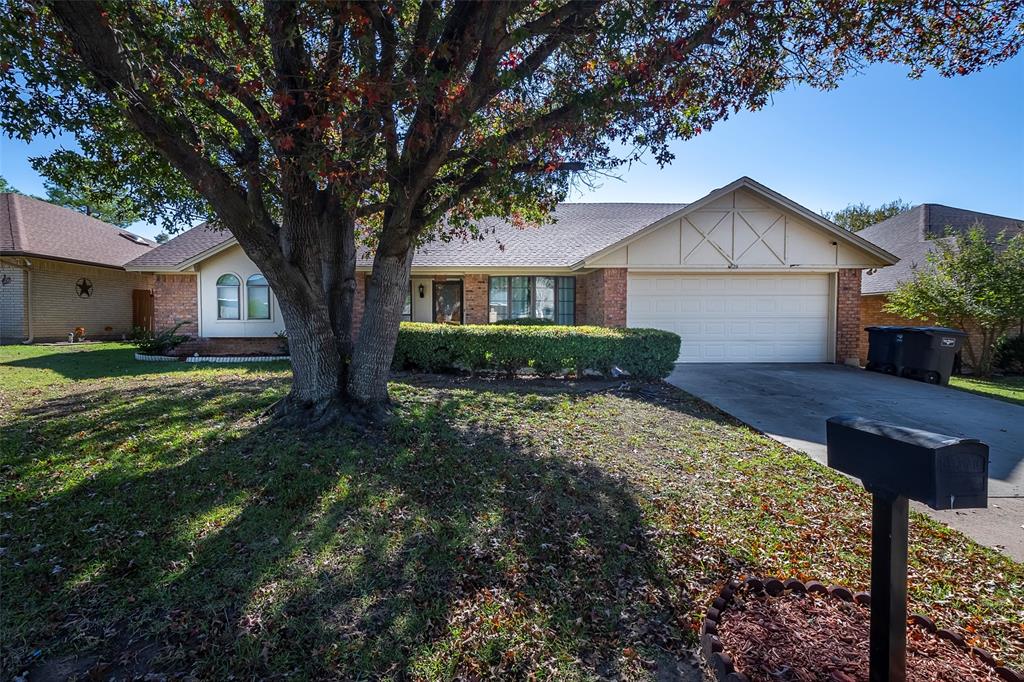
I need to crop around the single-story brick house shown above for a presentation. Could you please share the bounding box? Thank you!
[857,204,1023,365]
[124,177,896,363]
[0,193,155,343]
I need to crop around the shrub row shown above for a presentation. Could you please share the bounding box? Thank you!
[392,322,681,379]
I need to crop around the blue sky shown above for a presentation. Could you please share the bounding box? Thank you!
[1,55,1022,240]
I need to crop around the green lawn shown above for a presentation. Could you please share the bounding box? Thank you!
[2,344,1022,679]
[950,374,1024,407]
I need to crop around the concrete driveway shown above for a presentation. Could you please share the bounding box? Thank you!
[667,363,1024,561]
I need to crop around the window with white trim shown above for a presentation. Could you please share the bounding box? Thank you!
[488,276,575,324]
[216,274,241,320]
[246,274,271,320]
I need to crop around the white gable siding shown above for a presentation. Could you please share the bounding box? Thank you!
[590,188,881,270]
[197,245,285,338]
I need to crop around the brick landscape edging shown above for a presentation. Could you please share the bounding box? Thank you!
[700,577,1023,682]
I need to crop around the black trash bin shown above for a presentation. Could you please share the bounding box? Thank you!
[897,327,967,386]
[864,326,908,375]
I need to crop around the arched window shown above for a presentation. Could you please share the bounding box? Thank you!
[246,274,271,320]
[216,274,240,319]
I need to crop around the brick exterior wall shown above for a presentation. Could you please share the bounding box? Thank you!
[602,268,627,327]
[835,268,862,365]
[858,294,1018,369]
[2,257,154,341]
[576,268,627,327]
[175,336,287,357]
[462,274,489,324]
[153,274,199,335]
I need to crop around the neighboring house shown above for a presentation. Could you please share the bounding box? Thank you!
[125,177,896,363]
[857,204,1023,365]
[0,193,155,343]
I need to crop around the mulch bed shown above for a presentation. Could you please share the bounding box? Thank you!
[703,579,1022,682]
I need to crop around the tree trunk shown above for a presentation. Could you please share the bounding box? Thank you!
[348,248,414,406]
[231,192,358,427]
[273,292,346,424]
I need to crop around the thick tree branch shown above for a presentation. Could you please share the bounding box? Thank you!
[46,1,273,245]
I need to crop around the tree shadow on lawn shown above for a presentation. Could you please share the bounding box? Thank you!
[1,346,290,383]
[2,376,727,680]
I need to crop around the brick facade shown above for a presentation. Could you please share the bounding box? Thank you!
[461,274,489,325]
[152,274,199,336]
[0,257,153,342]
[576,268,627,327]
[835,268,862,365]
[176,336,287,357]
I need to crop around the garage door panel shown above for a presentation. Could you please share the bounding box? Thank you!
[627,273,830,363]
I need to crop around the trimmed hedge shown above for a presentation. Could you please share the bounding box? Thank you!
[392,322,681,379]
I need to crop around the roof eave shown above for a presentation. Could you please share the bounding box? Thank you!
[125,235,237,272]
[1,250,134,270]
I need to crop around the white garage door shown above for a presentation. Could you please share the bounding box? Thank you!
[627,273,831,363]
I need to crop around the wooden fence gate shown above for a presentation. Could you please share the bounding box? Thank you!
[132,289,154,333]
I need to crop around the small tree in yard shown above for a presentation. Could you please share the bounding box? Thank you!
[825,199,912,232]
[885,226,1024,376]
[1,1,1021,425]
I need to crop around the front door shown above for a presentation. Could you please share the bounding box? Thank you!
[433,280,463,324]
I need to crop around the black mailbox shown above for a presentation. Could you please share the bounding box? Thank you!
[826,415,988,510]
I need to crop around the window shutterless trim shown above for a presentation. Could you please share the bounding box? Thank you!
[487,275,574,324]
[245,274,272,320]
[215,273,241,320]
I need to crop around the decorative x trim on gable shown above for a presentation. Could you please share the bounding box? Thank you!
[735,212,786,264]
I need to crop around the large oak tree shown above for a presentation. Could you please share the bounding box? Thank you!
[1,0,1020,423]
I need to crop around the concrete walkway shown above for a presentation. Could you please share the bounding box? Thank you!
[667,363,1024,562]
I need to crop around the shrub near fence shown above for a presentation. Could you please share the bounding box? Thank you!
[392,322,681,379]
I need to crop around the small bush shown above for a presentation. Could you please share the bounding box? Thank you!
[392,322,680,379]
[994,334,1024,373]
[130,322,191,355]
[491,317,557,326]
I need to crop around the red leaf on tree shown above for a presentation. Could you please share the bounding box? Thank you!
[277,134,295,151]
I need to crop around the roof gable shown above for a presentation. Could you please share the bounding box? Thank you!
[125,222,233,270]
[1,193,154,268]
[584,177,897,268]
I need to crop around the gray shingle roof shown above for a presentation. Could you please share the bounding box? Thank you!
[0,193,154,268]
[859,204,1023,295]
[125,222,232,269]
[128,203,686,271]
[373,203,686,267]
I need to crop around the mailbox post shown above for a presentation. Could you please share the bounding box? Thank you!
[826,416,989,682]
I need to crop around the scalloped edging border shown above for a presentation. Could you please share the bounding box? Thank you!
[183,355,290,363]
[133,353,180,362]
[700,577,1023,682]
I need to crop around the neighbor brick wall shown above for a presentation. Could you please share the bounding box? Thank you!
[576,268,627,327]
[860,292,1019,366]
[858,294,1013,369]
[835,268,862,365]
[462,275,489,325]
[152,273,199,335]
[16,258,154,341]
